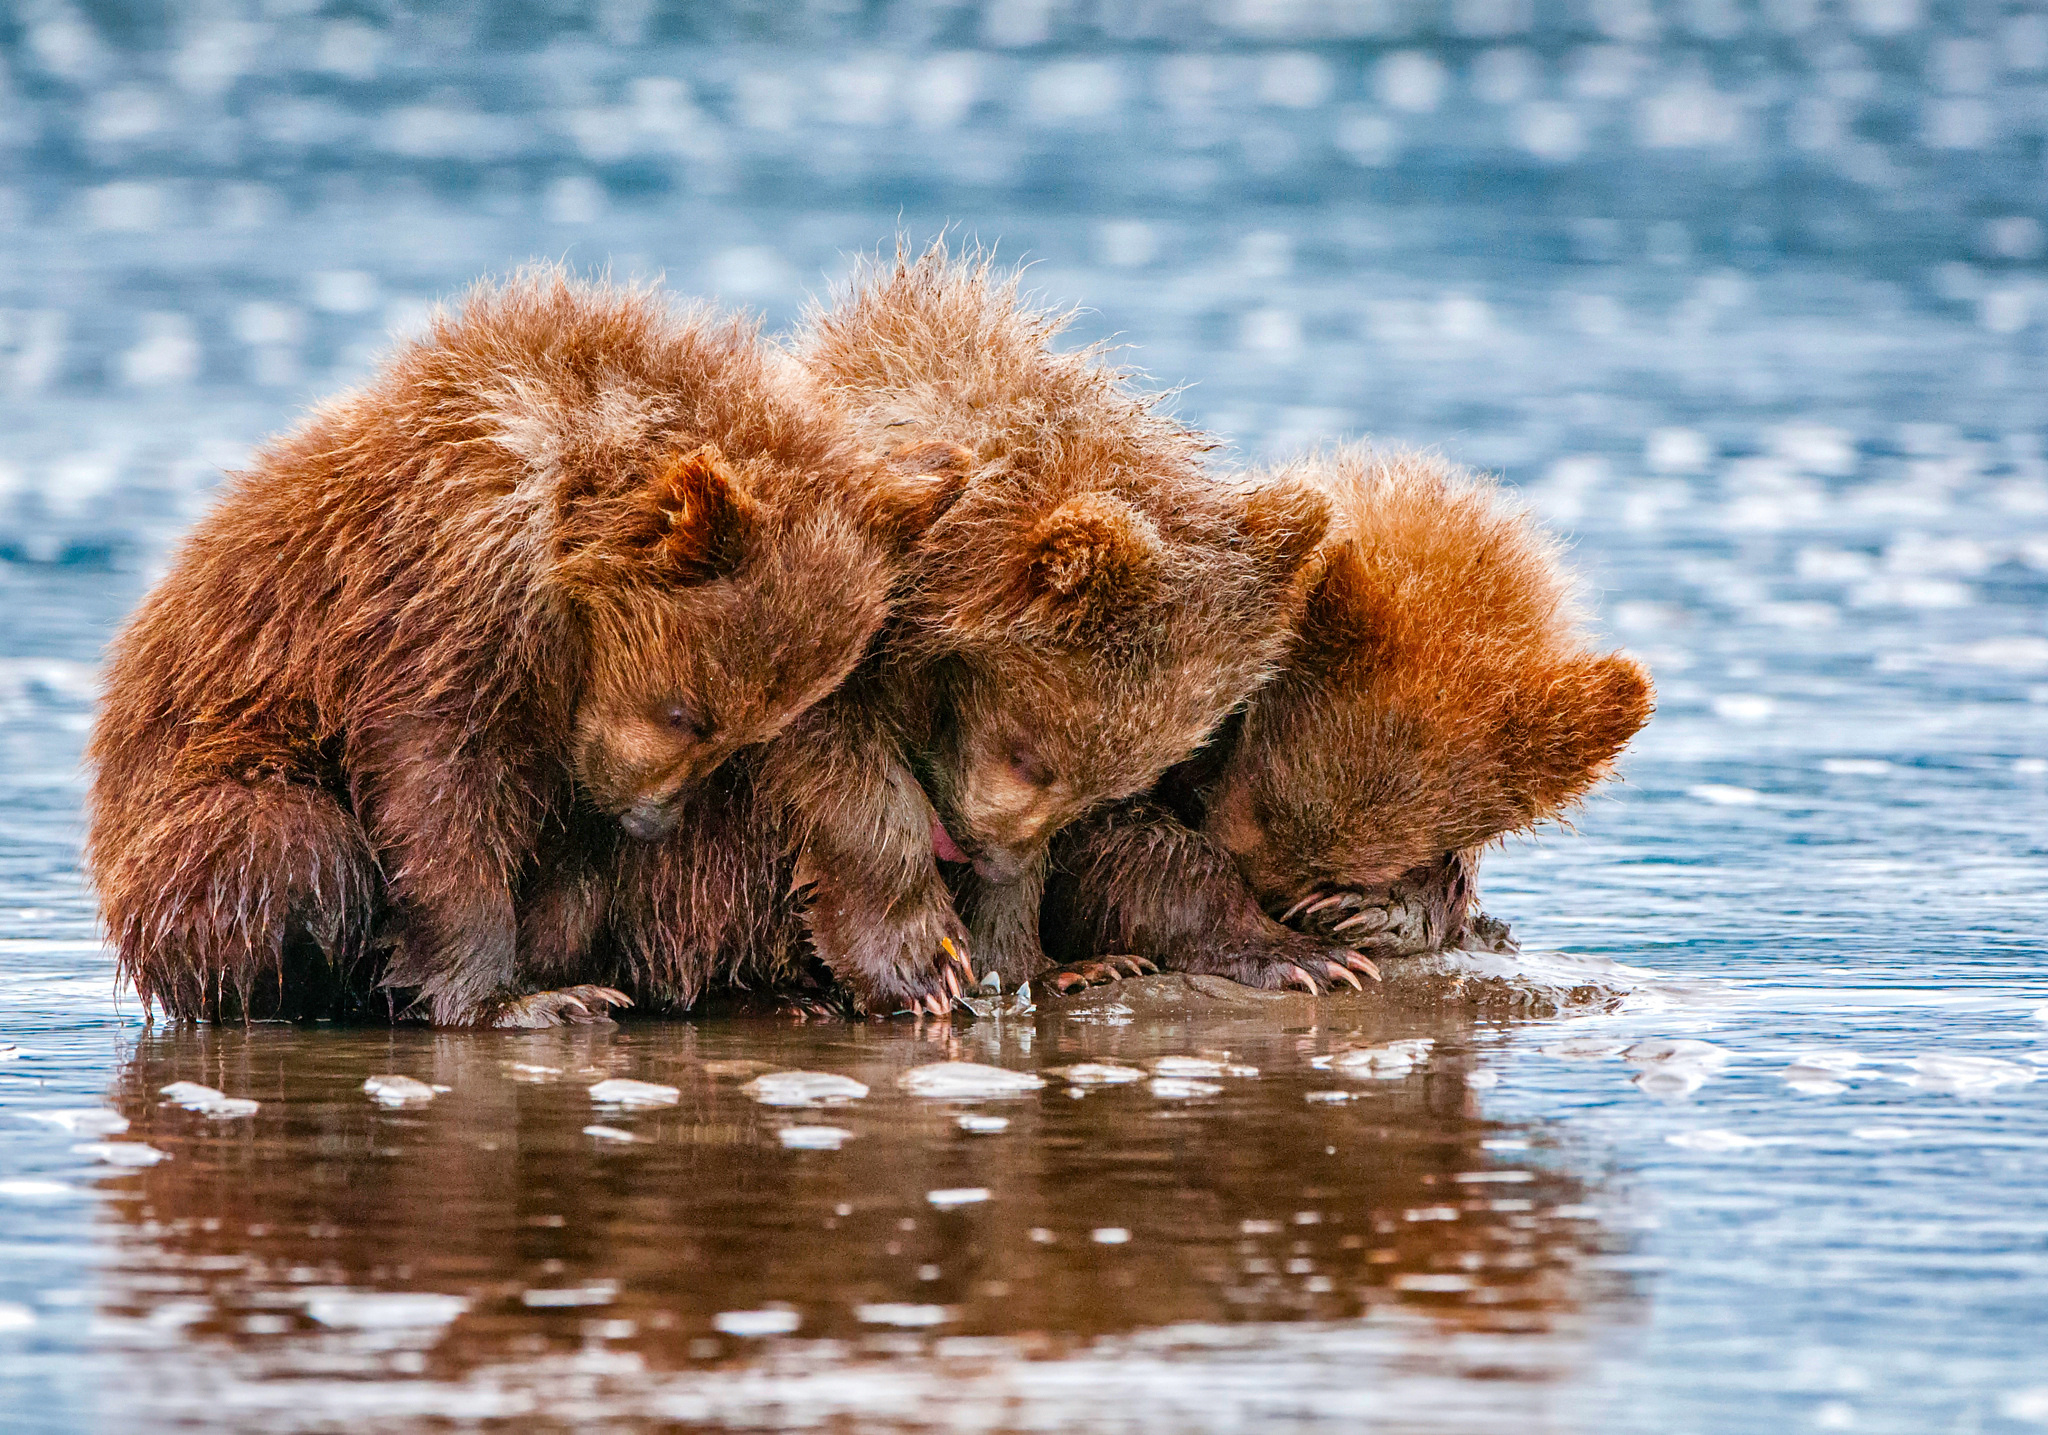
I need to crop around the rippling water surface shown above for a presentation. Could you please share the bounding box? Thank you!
[4,3,2048,1430]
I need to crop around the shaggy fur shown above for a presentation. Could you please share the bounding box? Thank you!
[1043,447,1655,989]
[645,245,1333,1014]
[88,269,946,1026]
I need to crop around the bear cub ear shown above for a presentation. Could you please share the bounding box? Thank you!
[635,445,760,582]
[1239,478,1332,582]
[1019,492,1163,635]
[1291,546,1376,670]
[1497,651,1655,812]
[559,445,761,590]
[865,438,973,545]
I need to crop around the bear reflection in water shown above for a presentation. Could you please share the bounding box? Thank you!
[90,1011,1633,1404]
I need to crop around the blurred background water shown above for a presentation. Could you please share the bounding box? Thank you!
[1,2,2046,1432]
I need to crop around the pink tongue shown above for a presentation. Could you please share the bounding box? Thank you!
[930,817,970,864]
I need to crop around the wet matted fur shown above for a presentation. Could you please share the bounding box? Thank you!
[88,269,946,1025]
[731,244,1333,1013]
[1043,447,1655,990]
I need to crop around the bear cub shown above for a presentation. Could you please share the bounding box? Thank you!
[1043,447,1655,990]
[89,270,947,1026]
[753,246,1333,1014]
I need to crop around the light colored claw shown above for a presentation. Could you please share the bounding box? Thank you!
[1324,961,1364,992]
[1281,963,1320,994]
[1279,894,1320,923]
[1332,908,1389,935]
[1303,893,1350,917]
[941,937,974,983]
[1343,953,1383,982]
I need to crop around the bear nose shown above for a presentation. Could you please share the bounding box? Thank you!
[971,845,1029,884]
[619,799,678,842]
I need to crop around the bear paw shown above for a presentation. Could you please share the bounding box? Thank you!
[487,985,633,1029]
[1042,954,1158,994]
[1207,943,1382,995]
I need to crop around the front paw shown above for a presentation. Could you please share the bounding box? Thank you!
[1462,909,1519,954]
[815,905,978,1018]
[488,985,633,1029]
[1207,932,1381,994]
[1297,891,1446,956]
[1042,955,1158,994]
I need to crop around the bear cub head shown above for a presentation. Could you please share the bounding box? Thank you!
[1197,449,1654,925]
[476,274,957,841]
[802,244,1332,885]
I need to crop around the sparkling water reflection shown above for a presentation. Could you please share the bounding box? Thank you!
[4,1,2048,1430]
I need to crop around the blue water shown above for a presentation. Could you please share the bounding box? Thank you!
[3,3,2046,1431]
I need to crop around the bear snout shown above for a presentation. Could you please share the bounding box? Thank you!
[619,797,681,842]
[971,845,1032,885]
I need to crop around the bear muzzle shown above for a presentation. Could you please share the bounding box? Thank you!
[619,796,682,842]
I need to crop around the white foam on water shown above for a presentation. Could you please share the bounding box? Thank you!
[956,1115,1010,1133]
[21,1108,128,1135]
[521,1284,616,1308]
[1318,1039,1435,1079]
[304,1291,467,1329]
[1626,1038,1731,1099]
[1047,1061,1145,1085]
[72,1141,166,1167]
[1304,1091,1357,1103]
[0,1179,78,1200]
[926,1187,990,1207]
[777,1125,853,1150]
[1092,1227,1131,1244]
[1666,1130,1765,1152]
[1690,783,1763,805]
[1151,1077,1223,1098]
[589,1078,682,1108]
[712,1308,798,1336]
[1902,1053,2036,1094]
[741,1071,866,1107]
[0,1302,36,1331]
[855,1303,951,1327]
[896,1062,1044,1099]
[583,1125,636,1143]
[362,1075,437,1107]
[159,1082,258,1118]
[1540,1037,1630,1061]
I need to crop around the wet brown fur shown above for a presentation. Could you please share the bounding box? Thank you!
[87,269,933,1025]
[1045,447,1654,989]
[683,244,1333,1012]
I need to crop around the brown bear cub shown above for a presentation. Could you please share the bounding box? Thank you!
[736,247,1333,1014]
[88,270,949,1027]
[1042,447,1655,991]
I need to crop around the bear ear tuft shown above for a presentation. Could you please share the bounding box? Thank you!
[864,438,973,544]
[1239,477,1332,582]
[631,445,760,583]
[1020,492,1162,633]
[1292,546,1374,667]
[1496,651,1655,819]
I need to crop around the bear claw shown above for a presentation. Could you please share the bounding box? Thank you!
[1042,955,1158,993]
[1323,961,1365,992]
[489,985,633,1029]
[1341,952,1383,981]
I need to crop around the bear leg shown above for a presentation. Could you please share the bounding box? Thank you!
[765,706,975,1017]
[1044,804,1378,995]
[101,777,381,1021]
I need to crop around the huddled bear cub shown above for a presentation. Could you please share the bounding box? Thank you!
[1043,447,1656,990]
[88,270,952,1027]
[763,246,1333,1014]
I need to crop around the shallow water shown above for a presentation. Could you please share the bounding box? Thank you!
[5,3,2048,1431]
